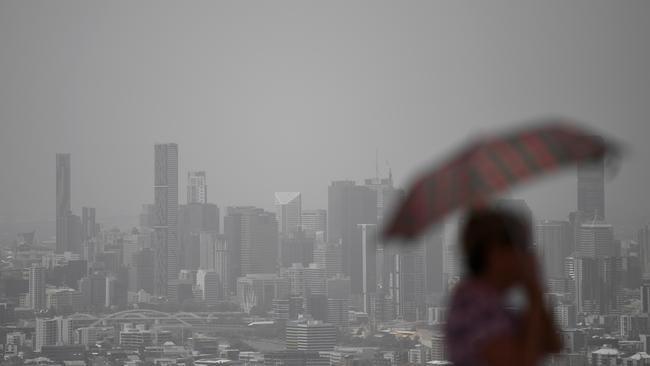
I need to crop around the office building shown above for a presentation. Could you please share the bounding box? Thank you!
[131,248,154,293]
[285,320,337,352]
[395,241,426,321]
[577,157,605,221]
[424,230,445,295]
[279,231,314,268]
[327,181,377,281]
[537,220,573,279]
[353,224,377,312]
[179,202,219,270]
[153,143,179,297]
[197,269,221,305]
[187,171,208,204]
[29,266,46,310]
[275,192,302,235]
[574,256,622,314]
[236,274,289,313]
[199,232,229,296]
[225,207,278,277]
[577,222,615,258]
[81,207,96,242]
[301,209,327,240]
[35,317,63,352]
[363,170,403,224]
[313,241,342,278]
[639,224,650,276]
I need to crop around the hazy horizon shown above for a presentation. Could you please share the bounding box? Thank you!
[1,1,650,239]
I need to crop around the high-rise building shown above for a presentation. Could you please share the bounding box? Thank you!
[326,276,350,328]
[187,171,207,204]
[56,153,71,254]
[577,157,605,221]
[81,207,96,242]
[363,170,403,224]
[313,241,342,278]
[236,274,289,313]
[641,281,650,314]
[153,143,179,298]
[285,320,337,352]
[130,248,154,293]
[279,231,314,268]
[574,256,622,315]
[275,192,302,235]
[424,230,445,295]
[29,266,46,310]
[35,317,64,352]
[301,209,327,240]
[199,232,229,296]
[638,224,650,276]
[537,220,573,279]
[577,222,615,258]
[396,241,426,321]
[179,202,219,270]
[196,269,221,305]
[226,207,278,275]
[327,181,377,281]
[354,224,377,313]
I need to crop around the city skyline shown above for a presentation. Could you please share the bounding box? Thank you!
[1,2,650,365]
[1,2,650,240]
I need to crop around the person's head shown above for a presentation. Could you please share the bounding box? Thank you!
[460,207,531,287]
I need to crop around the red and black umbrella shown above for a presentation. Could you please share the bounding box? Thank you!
[383,119,620,240]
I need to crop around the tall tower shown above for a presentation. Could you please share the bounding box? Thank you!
[275,192,302,235]
[187,171,207,204]
[153,143,179,297]
[29,266,45,310]
[327,181,377,280]
[536,220,572,279]
[55,153,71,253]
[577,157,605,221]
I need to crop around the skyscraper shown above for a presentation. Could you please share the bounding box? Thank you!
[199,231,229,296]
[179,202,219,270]
[424,230,445,295]
[56,153,71,253]
[29,266,46,310]
[301,209,327,240]
[81,207,96,242]
[537,220,572,279]
[327,181,377,281]
[187,171,207,204]
[225,206,279,278]
[313,241,343,278]
[355,224,377,313]
[577,222,615,258]
[153,143,179,297]
[363,170,403,224]
[275,192,302,235]
[638,224,650,276]
[577,157,605,221]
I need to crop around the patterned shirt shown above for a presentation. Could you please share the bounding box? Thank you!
[445,278,519,366]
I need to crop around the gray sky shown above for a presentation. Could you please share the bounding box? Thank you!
[1,1,649,237]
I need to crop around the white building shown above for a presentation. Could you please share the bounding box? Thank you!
[197,269,221,305]
[275,192,302,234]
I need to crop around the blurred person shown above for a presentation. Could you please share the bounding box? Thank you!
[445,208,562,366]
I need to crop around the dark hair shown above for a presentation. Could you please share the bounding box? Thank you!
[460,208,531,277]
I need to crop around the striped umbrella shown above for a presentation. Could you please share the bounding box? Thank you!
[383,119,620,240]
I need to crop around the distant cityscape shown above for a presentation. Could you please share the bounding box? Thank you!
[0,142,648,366]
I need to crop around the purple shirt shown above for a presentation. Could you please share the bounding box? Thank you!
[445,279,520,366]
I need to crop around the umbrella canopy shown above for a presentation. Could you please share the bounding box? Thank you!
[383,119,619,240]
